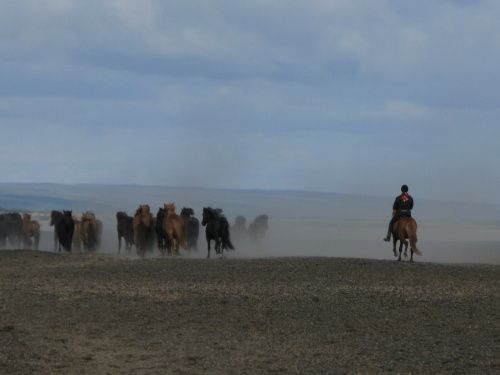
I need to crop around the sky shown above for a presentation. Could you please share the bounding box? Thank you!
[0,0,499,203]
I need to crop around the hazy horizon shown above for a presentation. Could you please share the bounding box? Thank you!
[0,183,498,265]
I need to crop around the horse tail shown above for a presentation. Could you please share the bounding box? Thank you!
[409,225,422,256]
[223,221,235,250]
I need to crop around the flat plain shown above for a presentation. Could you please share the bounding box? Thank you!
[0,250,499,374]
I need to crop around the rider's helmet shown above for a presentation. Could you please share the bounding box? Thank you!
[401,185,409,193]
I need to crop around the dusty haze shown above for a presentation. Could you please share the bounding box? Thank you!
[0,183,498,264]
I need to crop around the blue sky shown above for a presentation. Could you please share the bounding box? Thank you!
[0,1,499,203]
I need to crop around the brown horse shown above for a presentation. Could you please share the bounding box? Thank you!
[133,205,154,258]
[72,217,83,252]
[21,213,40,250]
[163,203,187,256]
[81,212,99,252]
[392,217,422,262]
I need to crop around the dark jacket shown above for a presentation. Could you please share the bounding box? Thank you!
[393,193,413,217]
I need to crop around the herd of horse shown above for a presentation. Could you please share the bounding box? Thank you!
[117,204,252,258]
[50,210,103,252]
[0,205,420,262]
[0,212,40,250]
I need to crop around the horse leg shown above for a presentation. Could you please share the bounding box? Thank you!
[216,238,221,254]
[166,237,172,256]
[207,239,211,259]
[392,238,397,258]
[410,249,414,263]
[158,236,164,256]
[398,241,403,261]
[174,238,179,256]
[118,234,122,254]
[403,240,408,259]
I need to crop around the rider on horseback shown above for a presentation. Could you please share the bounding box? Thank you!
[383,184,413,242]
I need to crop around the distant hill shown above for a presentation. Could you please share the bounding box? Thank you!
[0,182,499,222]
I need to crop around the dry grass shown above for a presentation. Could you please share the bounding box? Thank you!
[0,250,499,374]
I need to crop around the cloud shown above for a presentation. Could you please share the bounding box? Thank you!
[0,1,500,202]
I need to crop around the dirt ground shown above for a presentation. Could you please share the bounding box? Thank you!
[0,250,499,374]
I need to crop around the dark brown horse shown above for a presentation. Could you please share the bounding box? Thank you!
[21,213,40,250]
[133,205,154,258]
[392,217,422,262]
[116,211,134,253]
[163,203,187,256]
[180,207,199,250]
[52,211,74,252]
[0,213,23,248]
[50,211,63,251]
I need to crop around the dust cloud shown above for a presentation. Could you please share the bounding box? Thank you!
[0,184,499,264]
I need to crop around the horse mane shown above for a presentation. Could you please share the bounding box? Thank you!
[135,205,150,217]
[181,207,194,217]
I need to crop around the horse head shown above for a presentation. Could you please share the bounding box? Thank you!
[201,207,210,226]
[83,211,95,220]
[164,203,176,215]
[139,205,151,226]
[50,210,62,226]
[234,216,246,229]
[181,207,194,217]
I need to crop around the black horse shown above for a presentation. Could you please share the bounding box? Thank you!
[181,207,199,250]
[155,208,170,255]
[50,210,63,251]
[116,211,134,254]
[52,210,74,252]
[201,207,234,258]
[0,213,23,248]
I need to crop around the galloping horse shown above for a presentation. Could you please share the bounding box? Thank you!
[181,207,199,250]
[248,214,269,245]
[21,213,40,250]
[72,216,83,252]
[201,207,234,258]
[133,205,154,258]
[52,211,74,252]
[155,208,169,255]
[1,213,23,248]
[81,212,98,252]
[116,212,134,253]
[50,211,63,251]
[392,217,422,262]
[163,203,187,256]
